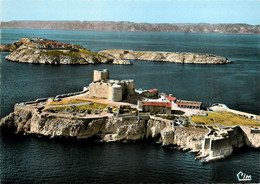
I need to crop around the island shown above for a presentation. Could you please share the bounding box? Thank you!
[1,69,259,163]
[0,38,232,65]
[98,50,232,64]
[0,38,131,65]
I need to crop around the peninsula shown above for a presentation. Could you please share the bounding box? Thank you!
[1,69,259,163]
[1,38,232,65]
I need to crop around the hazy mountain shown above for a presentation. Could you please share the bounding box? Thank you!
[1,21,259,34]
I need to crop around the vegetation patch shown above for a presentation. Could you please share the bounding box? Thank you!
[191,112,260,127]
[48,98,90,105]
[46,101,118,114]
[42,50,81,57]
[161,114,176,120]
[184,121,191,127]
[79,49,104,58]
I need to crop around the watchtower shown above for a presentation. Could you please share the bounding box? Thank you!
[93,69,109,82]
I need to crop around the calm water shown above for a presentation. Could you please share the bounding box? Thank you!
[0,29,259,183]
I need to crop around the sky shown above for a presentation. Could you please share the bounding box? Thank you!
[1,0,259,25]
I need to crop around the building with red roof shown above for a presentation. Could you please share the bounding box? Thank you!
[138,93,202,114]
[138,100,172,114]
[45,42,69,48]
[166,95,177,102]
[175,100,202,109]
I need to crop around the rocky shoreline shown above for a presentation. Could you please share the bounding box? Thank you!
[1,38,232,65]
[1,103,259,163]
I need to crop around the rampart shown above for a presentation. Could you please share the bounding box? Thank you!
[228,109,260,121]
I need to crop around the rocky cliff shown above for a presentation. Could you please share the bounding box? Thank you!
[1,38,132,65]
[2,104,258,162]
[1,21,259,34]
[0,105,146,141]
[98,50,232,64]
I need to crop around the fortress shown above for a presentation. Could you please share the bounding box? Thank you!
[1,68,259,165]
[89,69,135,102]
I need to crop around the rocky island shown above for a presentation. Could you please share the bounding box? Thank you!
[1,69,259,163]
[1,38,232,65]
[0,38,131,65]
[98,50,232,64]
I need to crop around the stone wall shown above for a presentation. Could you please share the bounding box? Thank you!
[210,138,233,158]
[108,84,123,102]
[89,83,110,99]
[122,80,135,96]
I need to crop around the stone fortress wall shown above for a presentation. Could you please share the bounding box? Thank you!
[89,69,135,102]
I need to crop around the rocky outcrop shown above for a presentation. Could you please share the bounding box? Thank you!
[1,104,258,163]
[1,21,259,34]
[1,38,132,65]
[0,43,23,52]
[198,126,246,162]
[98,50,232,64]
[240,126,260,148]
[5,49,109,65]
[0,105,145,141]
[146,117,208,152]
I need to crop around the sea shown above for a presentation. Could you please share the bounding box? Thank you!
[0,29,259,183]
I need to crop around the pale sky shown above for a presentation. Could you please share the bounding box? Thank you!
[1,0,259,25]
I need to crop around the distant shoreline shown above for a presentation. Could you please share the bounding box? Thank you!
[1,21,259,34]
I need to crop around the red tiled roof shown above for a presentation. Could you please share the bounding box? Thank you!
[142,101,172,108]
[166,96,177,102]
[45,42,68,46]
[148,89,158,93]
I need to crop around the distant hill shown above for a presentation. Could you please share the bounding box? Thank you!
[0,21,259,34]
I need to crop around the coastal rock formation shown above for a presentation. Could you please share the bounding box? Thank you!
[98,50,232,64]
[197,126,246,162]
[1,103,258,163]
[0,105,146,141]
[1,38,132,65]
[1,21,259,34]
[0,42,23,52]
[146,117,207,151]
[240,126,260,148]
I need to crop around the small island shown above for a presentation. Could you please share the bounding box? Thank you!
[0,38,232,65]
[0,38,131,65]
[1,69,259,163]
[98,49,232,64]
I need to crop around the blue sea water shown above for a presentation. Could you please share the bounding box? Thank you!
[0,29,259,183]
